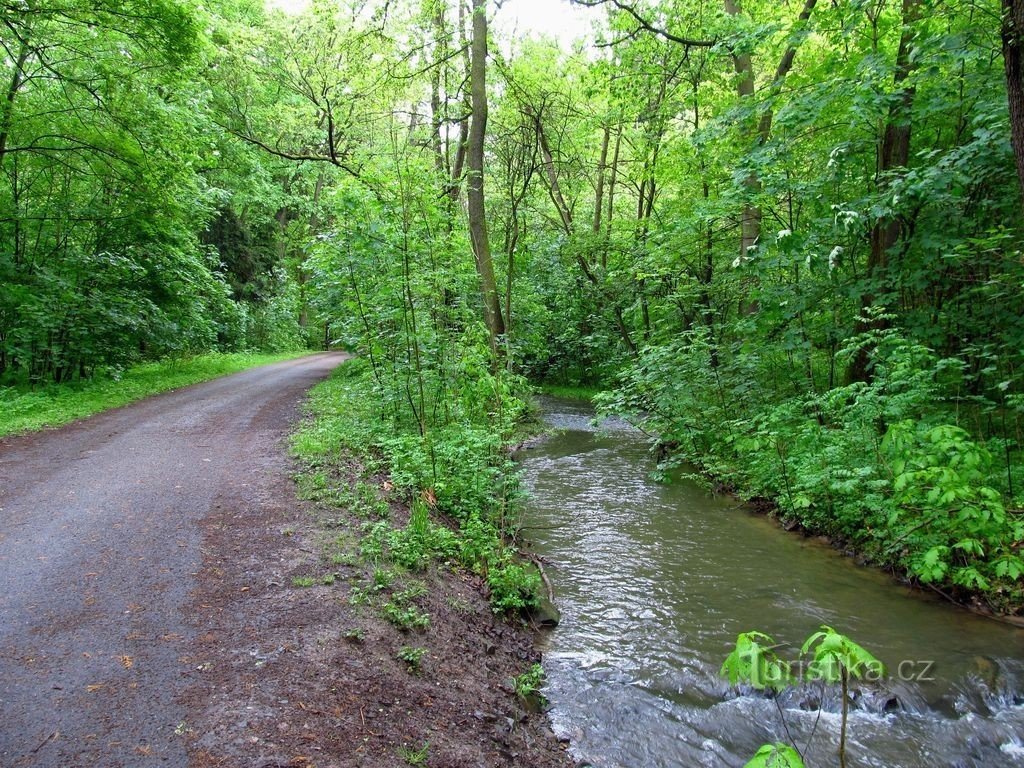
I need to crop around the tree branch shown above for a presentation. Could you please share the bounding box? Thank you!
[572,0,715,48]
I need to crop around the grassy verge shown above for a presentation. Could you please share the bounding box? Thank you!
[0,350,309,437]
[291,358,541,615]
[534,382,604,402]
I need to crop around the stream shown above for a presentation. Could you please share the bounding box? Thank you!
[518,397,1024,767]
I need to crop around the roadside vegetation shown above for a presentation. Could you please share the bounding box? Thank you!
[0,351,305,437]
[292,359,542,616]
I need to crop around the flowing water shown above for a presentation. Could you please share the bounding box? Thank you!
[519,397,1024,768]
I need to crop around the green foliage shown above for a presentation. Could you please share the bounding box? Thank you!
[388,500,460,571]
[397,740,430,766]
[800,625,885,684]
[12,0,1020,629]
[486,558,542,615]
[744,744,805,768]
[883,421,1024,589]
[513,663,546,699]
[723,627,883,768]
[293,360,541,614]
[601,325,1024,608]
[720,631,792,693]
[382,600,431,632]
[397,646,427,674]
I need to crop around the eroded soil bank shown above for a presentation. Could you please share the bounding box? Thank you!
[182,452,573,768]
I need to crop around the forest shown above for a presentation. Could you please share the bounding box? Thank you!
[2,0,1023,615]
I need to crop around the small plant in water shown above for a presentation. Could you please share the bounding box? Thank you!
[513,663,546,698]
[513,662,548,711]
[721,625,884,768]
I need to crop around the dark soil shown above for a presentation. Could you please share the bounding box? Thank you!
[181,455,575,768]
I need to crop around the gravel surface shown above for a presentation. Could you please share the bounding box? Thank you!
[0,353,346,767]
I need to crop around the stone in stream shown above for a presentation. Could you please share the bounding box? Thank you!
[531,595,561,627]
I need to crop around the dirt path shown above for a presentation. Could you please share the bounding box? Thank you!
[0,353,346,767]
[1,353,573,768]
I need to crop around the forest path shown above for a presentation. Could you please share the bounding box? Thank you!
[0,352,347,767]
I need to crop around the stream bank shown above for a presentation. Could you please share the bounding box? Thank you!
[182,445,573,768]
[519,396,1024,768]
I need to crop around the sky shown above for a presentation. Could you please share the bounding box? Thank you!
[492,0,602,49]
[265,0,603,50]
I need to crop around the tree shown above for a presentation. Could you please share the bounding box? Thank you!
[467,0,506,348]
[1003,0,1024,206]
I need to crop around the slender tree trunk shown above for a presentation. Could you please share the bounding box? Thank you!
[593,124,610,236]
[849,0,920,382]
[724,0,817,264]
[300,173,327,330]
[724,0,761,260]
[535,111,574,234]
[604,126,621,269]
[533,110,636,353]
[430,4,447,177]
[467,0,505,346]
[0,43,29,170]
[446,0,471,208]
[756,0,818,144]
[1003,0,1024,207]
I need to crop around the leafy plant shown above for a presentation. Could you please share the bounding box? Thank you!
[397,646,427,674]
[720,631,793,693]
[743,743,804,768]
[513,663,547,706]
[722,626,884,768]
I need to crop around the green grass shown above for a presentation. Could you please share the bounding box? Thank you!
[534,382,604,402]
[0,351,309,437]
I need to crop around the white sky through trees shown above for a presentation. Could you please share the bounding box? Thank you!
[264,0,602,50]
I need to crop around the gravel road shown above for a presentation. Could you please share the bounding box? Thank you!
[0,352,346,767]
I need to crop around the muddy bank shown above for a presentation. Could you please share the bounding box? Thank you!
[181,452,573,768]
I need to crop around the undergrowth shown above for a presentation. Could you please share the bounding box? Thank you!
[599,326,1024,613]
[291,357,541,614]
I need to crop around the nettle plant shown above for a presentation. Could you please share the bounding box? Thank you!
[721,626,884,768]
[882,420,1024,592]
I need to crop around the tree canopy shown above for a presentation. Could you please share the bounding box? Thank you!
[2,0,1022,608]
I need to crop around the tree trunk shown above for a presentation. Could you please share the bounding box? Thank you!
[849,0,920,382]
[467,0,505,346]
[535,110,574,235]
[593,124,610,237]
[1003,0,1024,207]
[533,109,636,353]
[725,0,818,263]
[604,126,621,269]
[723,0,761,260]
[0,42,30,168]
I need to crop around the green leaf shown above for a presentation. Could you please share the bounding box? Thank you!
[744,743,805,768]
